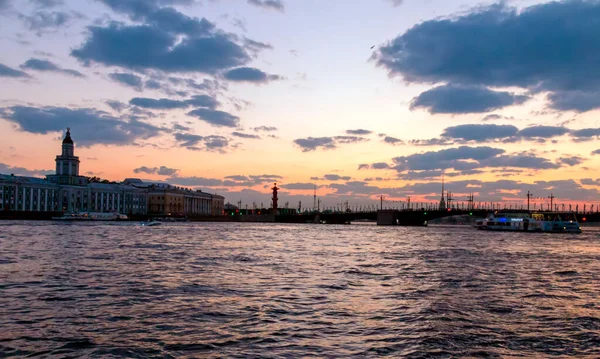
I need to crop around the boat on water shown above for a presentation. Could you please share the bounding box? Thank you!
[52,212,128,221]
[140,220,161,227]
[474,212,582,233]
[52,213,92,221]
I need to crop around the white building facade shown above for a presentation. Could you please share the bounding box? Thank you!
[0,129,226,217]
[0,129,148,215]
[0,175,60,212]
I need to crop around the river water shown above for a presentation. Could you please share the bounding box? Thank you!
[1,221,600,358]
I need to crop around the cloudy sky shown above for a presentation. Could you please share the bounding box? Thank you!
[1,0,600,209]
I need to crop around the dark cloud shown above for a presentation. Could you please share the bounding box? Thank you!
[132,98,185,110]
[0,63,29,78]
[375,1,600,112]
[411,85,528,114]
[571,128,600,142]
[333,136,368,144]
[375,145,564,179]
[19,11,73,31]
[480,155,559,170]
[72,22,251,74]
[174,133,231,152]
[134,165,179,176]
[243,38,273,53]
[0,0,11,10]
[98,0,211,34]
[174,132,203,147]
[592,149,600,156]
[328,181,384,197]
[323,174,351,181]
[130,95,218,109]
[166,172,282,188]
[223,67,282,83]
[547,90,600,112]
[20,58,84,77]
[293,137,336,152]
[144,79,161,89]
[346,129,372,135]
[30,0,63,7]
[557,156,584,167]
[172,123,191,132]
[409,138,452,147]
[168,77,224,93]
[401,170,446,180]
[186,108,240,127]
[282,183,317,190]
[167,176,224,187]
[232,131,260,139]
[109,72,143,90]
[517,126,570,139]
[293,135,369,151]
[225,175,249,181]
[247,0,284,12]
[442,124,519,142]
[409,124,572,147]
[253,126,277,132]
[393,146,505,172]
[371,162,390,170]
[0,162,52,177]
[581,178,600,186]
[383,136,404,145]
[201,135,229,151]
[105,100,128,112]
[386,0,403,6]
[0,105,163,146]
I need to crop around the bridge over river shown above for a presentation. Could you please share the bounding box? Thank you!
[275,209,494,225]
[273,209,600,225]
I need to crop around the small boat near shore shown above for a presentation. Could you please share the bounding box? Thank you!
[52,212,128,221]
[52,213,92,221]
[140,220,161,227]
[474,212,581,233]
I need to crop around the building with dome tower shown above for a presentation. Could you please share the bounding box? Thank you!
[1,129,148,216]
[46,128,88,186]
[0,128,225,219]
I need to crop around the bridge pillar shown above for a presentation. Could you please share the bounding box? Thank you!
[377,210,398,225]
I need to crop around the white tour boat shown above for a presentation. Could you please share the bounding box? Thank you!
[474,212,582,233]
[53,212,128,221]
[52,213,92,221]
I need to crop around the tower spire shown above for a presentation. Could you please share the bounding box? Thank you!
[313,183,317,211]
[439,174,446,210]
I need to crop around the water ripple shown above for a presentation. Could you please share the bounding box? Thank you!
[1,221,600,357]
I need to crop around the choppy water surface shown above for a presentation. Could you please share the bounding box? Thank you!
[1,221,600,358]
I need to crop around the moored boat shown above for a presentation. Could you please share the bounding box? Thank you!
[474,211,581,233]
[140,220,161,226]
[53,212,129,221]
[52,213,92,221]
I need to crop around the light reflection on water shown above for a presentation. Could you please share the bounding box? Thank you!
[1,221,600,358]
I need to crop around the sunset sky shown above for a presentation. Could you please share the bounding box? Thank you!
[2,0,600,209]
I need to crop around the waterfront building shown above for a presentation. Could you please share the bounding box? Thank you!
[0,174,60,212]
[212,194,225,216]
[88,183,148,215]
[46,128,88,187]
[0,129,226,217]
[124,179,215,216]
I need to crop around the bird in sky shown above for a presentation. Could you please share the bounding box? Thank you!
[370,45,375,49]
